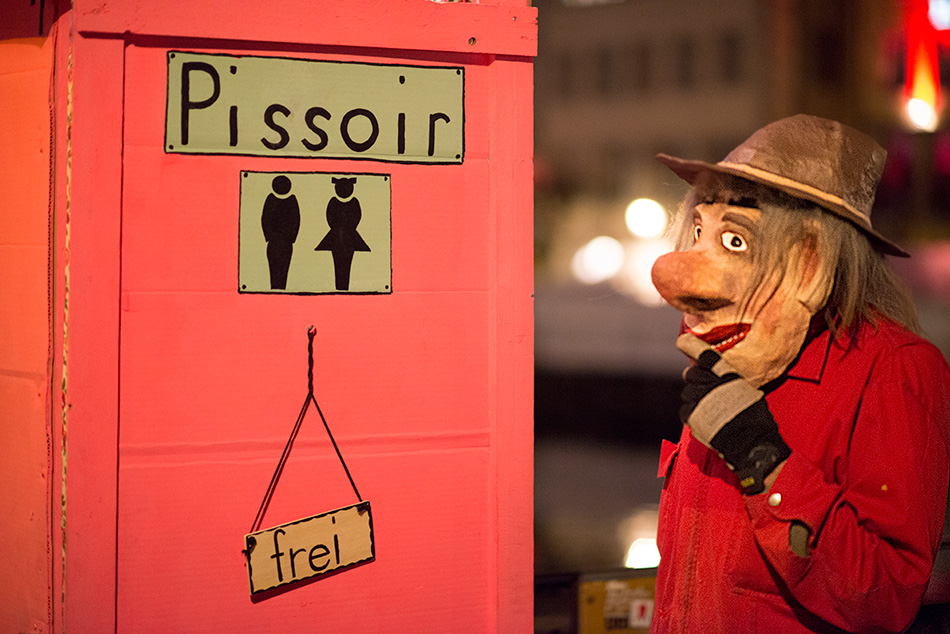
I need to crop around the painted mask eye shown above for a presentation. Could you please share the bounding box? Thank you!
[721,231,748,252]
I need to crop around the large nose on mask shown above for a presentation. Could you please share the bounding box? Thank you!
[651,250,734,313]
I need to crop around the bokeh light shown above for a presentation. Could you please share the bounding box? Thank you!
[625,198,668,239]
[907,97,939,131]
[617,238,673,305]
[572,236,625,284]
[625,538,661,569]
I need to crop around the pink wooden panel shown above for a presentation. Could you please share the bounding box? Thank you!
[119,153,493,293]
[58,1,535,631]
[117,451,492,632]
[112,35,532,634]
[120,45,494,294]
[117,291,491,446]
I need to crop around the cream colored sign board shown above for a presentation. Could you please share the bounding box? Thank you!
[244,502,375,595]
[166,51,464,163]
[239,171,391,294]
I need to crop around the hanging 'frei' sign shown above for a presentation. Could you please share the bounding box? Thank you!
[245,502,375,595]
[165,51,464,163]
[243,328,374,597]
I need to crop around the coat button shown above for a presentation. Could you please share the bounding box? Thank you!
[768,493,782,507]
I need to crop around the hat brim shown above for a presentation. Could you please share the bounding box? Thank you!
[656,153,909,258]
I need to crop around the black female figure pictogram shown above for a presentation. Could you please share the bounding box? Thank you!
[315,177,370,291]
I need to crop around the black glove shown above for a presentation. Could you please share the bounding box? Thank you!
[677,333,791,495]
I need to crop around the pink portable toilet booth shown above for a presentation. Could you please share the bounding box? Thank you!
[0,1,536,632]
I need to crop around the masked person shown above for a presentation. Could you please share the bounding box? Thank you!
[649,114,950,633]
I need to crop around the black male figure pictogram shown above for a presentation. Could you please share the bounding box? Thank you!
[315,177,370,291]
[261,175,300,290]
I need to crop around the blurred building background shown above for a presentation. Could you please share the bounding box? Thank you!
[532,0,950,597]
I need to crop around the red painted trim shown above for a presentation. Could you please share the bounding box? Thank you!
[72,0,537,58]
[60,31,125,634]
[486,56,535,633]
[50,20,70,632]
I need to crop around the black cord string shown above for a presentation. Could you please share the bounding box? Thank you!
[311,395,363,503]
[249,326,363,535]
[250,394,310,534]
[307,325,315,395]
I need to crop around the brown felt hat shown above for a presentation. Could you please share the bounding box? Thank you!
[657,114,909,257]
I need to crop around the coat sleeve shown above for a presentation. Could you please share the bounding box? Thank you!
[744,341,950,634]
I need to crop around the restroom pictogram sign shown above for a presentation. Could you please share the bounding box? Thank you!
[239,171,391,294]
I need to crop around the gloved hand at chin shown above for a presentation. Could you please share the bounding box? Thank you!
[677,333,791,495]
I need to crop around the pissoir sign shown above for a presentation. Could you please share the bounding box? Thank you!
[165,51,464,163]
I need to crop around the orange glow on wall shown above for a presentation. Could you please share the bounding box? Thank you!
[0,35,55,634]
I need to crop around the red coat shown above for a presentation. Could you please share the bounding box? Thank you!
[652,318,950,633]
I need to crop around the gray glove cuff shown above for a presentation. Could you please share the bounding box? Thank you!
[688,379,764,449]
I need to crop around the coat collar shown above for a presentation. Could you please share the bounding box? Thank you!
[784,311,833,384]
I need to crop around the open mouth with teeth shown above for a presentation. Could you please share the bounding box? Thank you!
[689,322,752,353]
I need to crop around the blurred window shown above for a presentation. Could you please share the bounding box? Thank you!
[675,36,696,89]
[559,49,575,98]
[630,41,653,93]
[720,31,744,84]
[811,27,844,86]
[597,46,616,96]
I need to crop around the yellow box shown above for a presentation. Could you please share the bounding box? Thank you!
[578,570,656,634]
